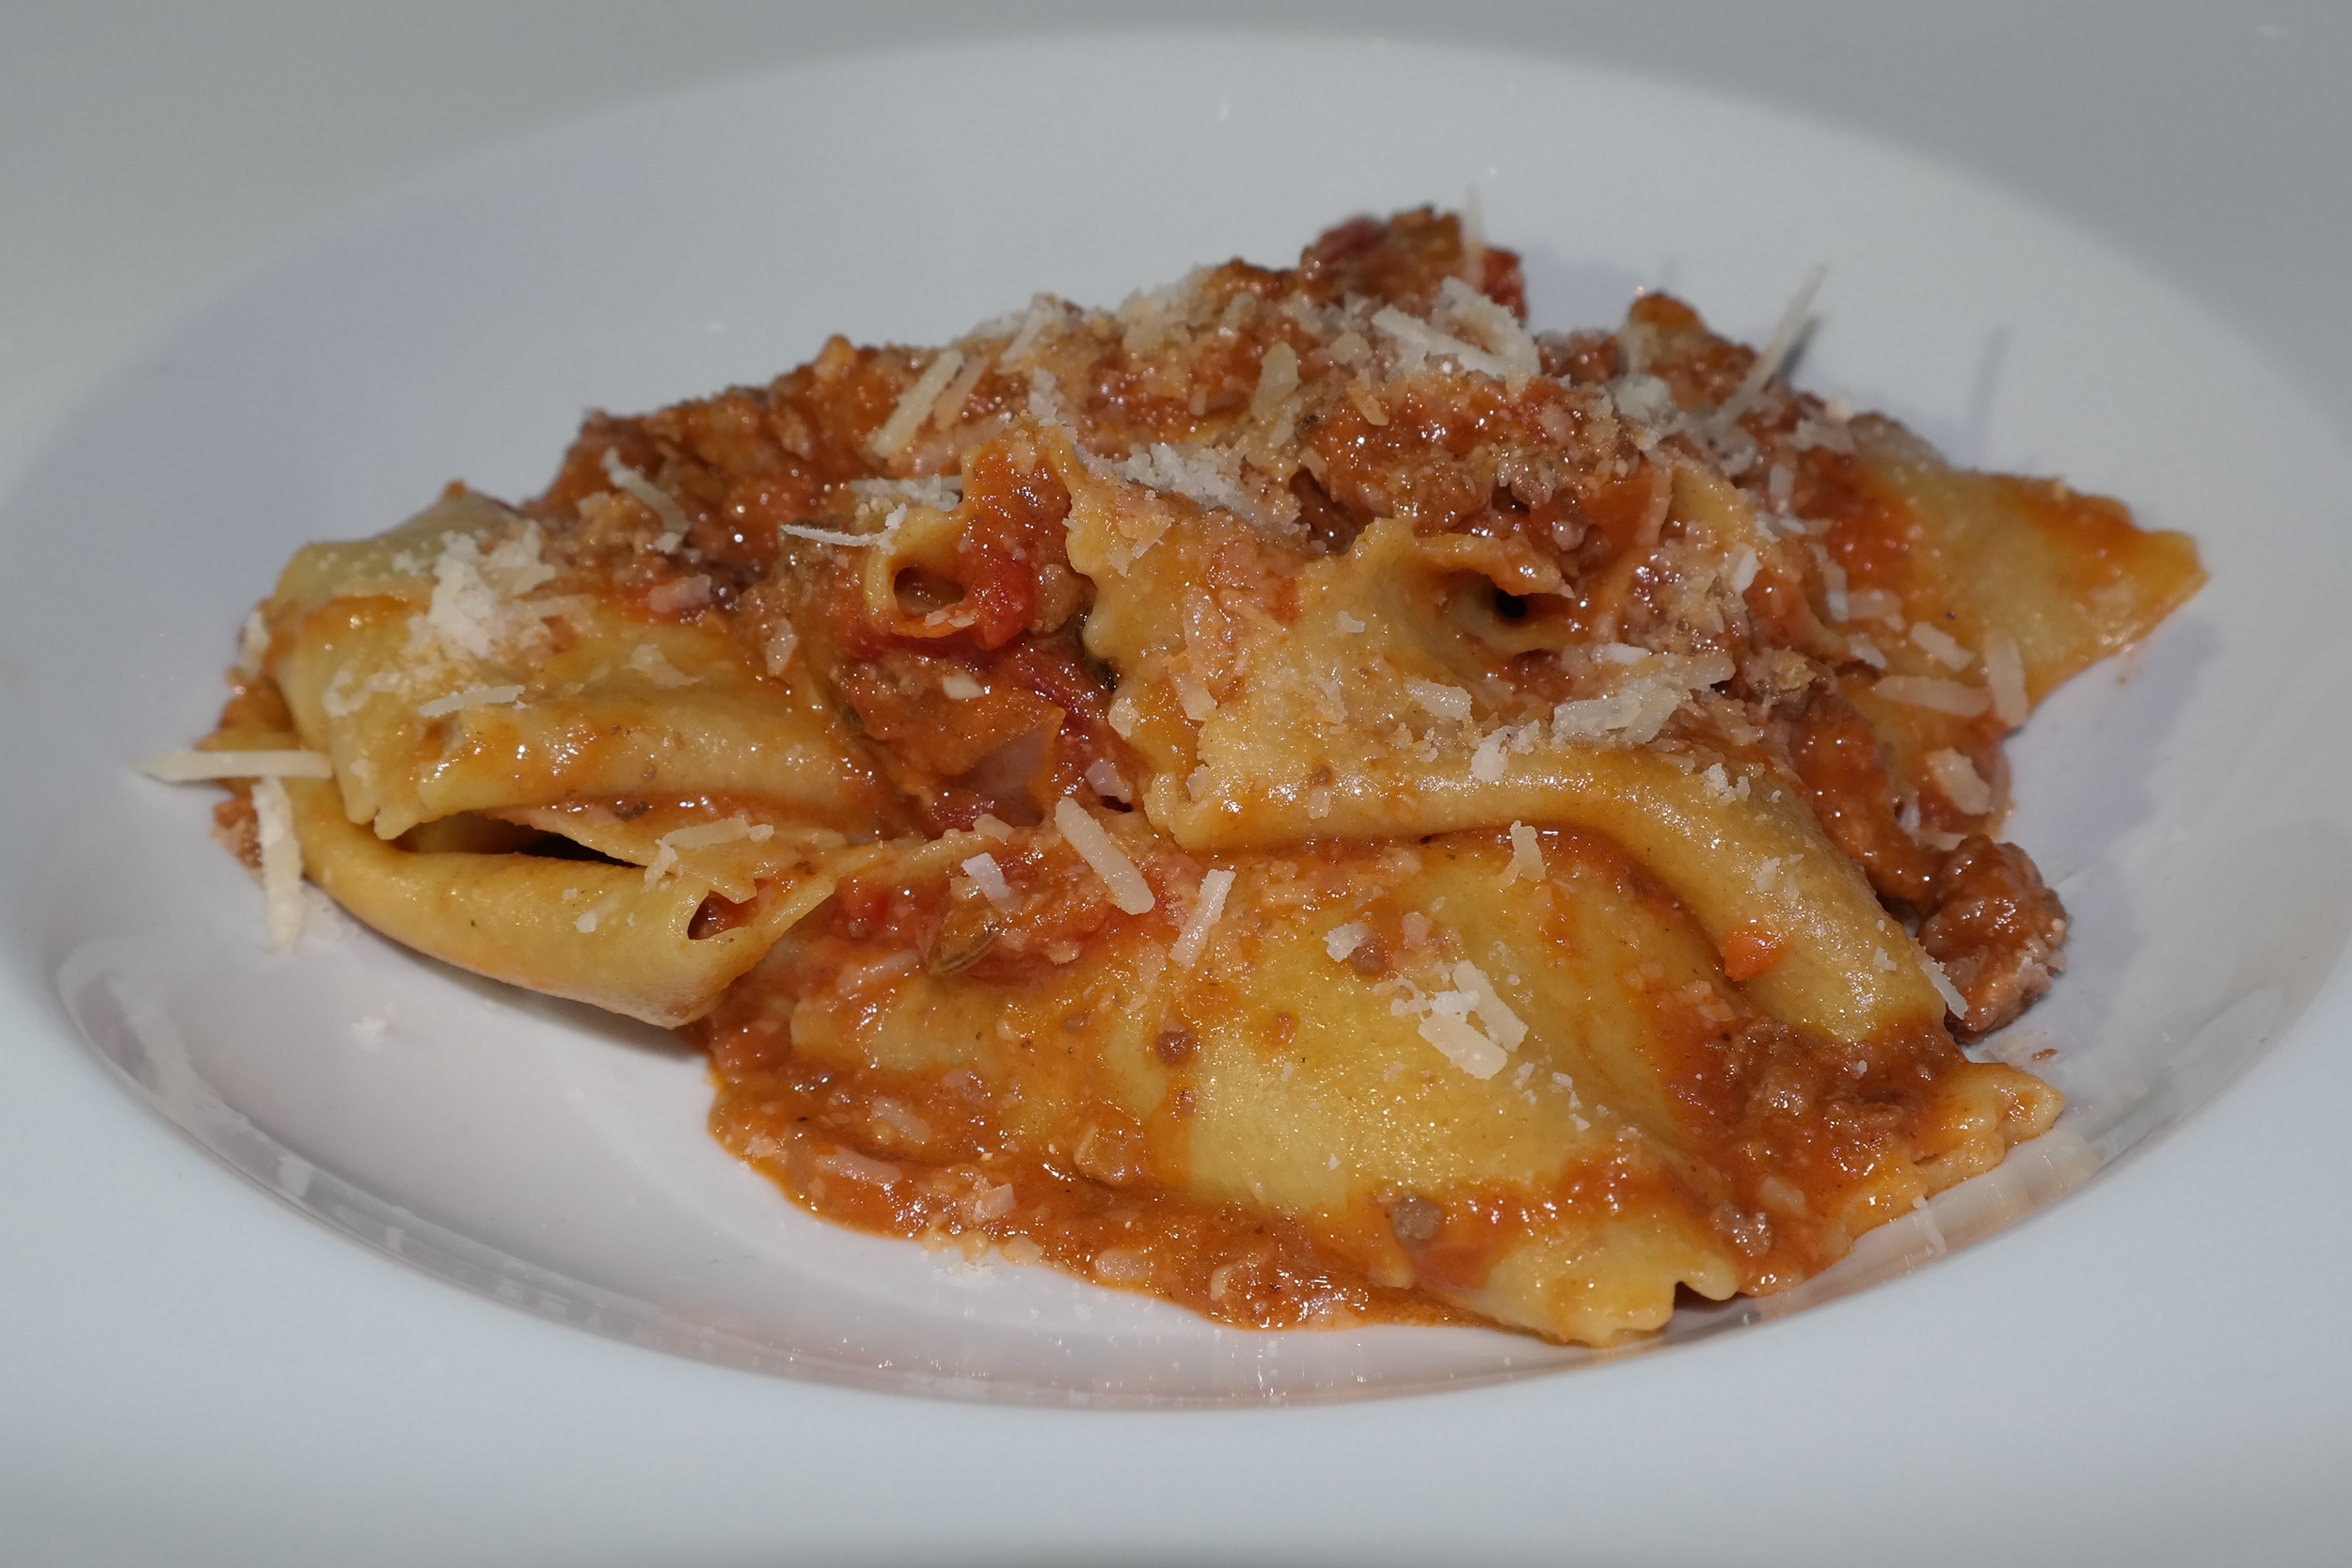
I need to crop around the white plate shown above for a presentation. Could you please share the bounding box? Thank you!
[8,24,2352,1563]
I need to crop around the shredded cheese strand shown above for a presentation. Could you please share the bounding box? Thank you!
[415,684,523,719]
[1053,799,1154,915]
[779,504,908,549]
[135,749,333,782]
[868,348,966,458]
[1169,868,1235,968]
[1717,263,1828,425]
[252,777,304,953]
[600,449,695,538]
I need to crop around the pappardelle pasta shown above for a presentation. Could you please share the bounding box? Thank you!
[158,211,2201,1345]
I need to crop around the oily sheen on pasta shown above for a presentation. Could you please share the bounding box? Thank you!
[192,211,2201,1346]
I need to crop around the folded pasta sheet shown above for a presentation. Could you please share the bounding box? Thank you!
[192,209,2201,1344]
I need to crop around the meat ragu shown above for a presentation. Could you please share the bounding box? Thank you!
[170,209,2201,1346]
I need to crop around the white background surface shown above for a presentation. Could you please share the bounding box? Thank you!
[5,6,2350,1565]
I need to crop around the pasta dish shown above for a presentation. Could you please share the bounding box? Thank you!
[147,210,2201,1346]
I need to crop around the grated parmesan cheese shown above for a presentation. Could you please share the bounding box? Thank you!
[318,666,367,719]
[1417,1006,1508,1079]
[1551,686,1673,744]
[868,348,966,459]
[1404,679,1473,722]
[251,777,304,953]
[419,525,558,662]
[763,620,799,677]
[931,350,992,432]
[998,295,1058,368]
[1434,277,1541,390]
[1084,756,1132,803]
[1846,587,1904,626]
[1549,648,1733,747]
[961,852,1018,911]
[1924,749,1994,816]
[1700,762,1755,805]
[628,643,698,689]
[1983,633,2029,727]
[660,814,775,851]
[1248,342,1300,420]
[646,575,713,615]
[1372,304,1519,385]
[1169,669,1219,721]
[237,609,271,678]
[601,450,695,539]
[972,814,1015,842]
[779,507,907,549]
[1334,610,1366,634]
[816,1148,903,1187]
[848,476,961,509]
[1874,674,1993,717]
[940,671,984,701]
[1118,441,1259,526]
[1324,922,1370,961]
[1610,372,1676,428]
[1026,367,1069,428]
[967,1180,1017,1222]
[1788,415,1853,456]
[1717,262,1827,424]
[415,683,523,719]
[1909,622,1975,671]
[1502,821,1545,885]
[1383,956,1526,1080]
[1169,868,1235,968]
[1469,727,1511,783]
[1726,546,1760,594]
[1053,799,1154,915]
[1809,545,1850,624]
[135,749,334,783]
[1920,953,1970,1019]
